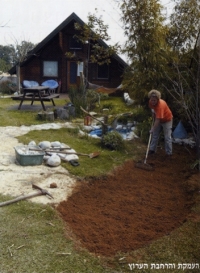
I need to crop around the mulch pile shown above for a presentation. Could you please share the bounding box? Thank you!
[57,145,198,257]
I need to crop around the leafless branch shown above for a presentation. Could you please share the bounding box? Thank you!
[0,20,10,28]
[163,63,199,143]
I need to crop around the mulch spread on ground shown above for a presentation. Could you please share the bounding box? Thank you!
[57,144,198,257]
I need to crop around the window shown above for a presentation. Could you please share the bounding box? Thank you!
[77,62,83,76]
[69,36,82,49]
[43,61,58,77]
[97,63,109,79]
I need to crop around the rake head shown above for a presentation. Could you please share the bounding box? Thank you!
[134,161,154,171]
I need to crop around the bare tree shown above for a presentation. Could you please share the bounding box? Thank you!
[0,20,10,28]
[0,21,10,78]
[163,45,200,169]
[66,12,120,90]
[8,38,35,92]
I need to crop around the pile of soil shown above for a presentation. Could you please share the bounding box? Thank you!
[57,145,198,257]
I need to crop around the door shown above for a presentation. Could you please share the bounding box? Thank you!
[67,61,77,89]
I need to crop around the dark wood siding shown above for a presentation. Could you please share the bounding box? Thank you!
[18,17,126,93]
[88,57,123,88]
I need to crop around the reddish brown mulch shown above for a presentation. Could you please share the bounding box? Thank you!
[57,145,198,257]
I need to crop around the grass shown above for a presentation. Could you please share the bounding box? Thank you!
[0,198,114,273]
[1,198,199,273]
[16,127,138,178]
[1,95,140,178]
[0,95,200,273]
[0,97,69,126]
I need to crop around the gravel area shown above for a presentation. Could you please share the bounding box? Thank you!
[0,122,77,206]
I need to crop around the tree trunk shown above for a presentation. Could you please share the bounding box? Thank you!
[16,65,21,93]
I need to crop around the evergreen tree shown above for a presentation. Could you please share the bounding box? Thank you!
[120,0,169,104]
[119,0,200,157]
[167,0,200,53]
[164,0,200,153]
[0,45,15,71]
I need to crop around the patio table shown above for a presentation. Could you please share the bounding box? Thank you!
[12,86,59,111]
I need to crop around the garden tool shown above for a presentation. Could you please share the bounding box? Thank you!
[135,130,154,171]
[29,148,100,159]
[135,117,155,171]
[0,184,53,207]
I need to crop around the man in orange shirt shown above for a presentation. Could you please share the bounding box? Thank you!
[148,89,173,156]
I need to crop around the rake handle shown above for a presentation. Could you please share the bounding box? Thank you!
[144,133,152,164]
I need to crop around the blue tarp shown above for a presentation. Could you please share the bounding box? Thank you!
[172,121,187,139]
[89,127,131,139]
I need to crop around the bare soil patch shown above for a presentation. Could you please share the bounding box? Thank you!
[57,145,199,257]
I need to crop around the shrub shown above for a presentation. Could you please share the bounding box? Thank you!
[129,106,152,142]
[68,86,107,116]
[67,85,87,117]
[0,80,14,95]
[135,117,153,142]
[131,106,149,123]
[86,89,101,111]
[101,131,125,150]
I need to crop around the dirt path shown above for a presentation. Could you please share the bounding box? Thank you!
[57,145,199,256]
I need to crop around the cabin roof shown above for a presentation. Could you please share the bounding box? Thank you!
[9,12,128,74]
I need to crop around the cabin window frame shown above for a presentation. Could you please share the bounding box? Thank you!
[43,61,58,77]
[97,63,109,79]
[69,36,83,50]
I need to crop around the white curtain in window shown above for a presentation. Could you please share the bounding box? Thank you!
[43,61,58,77]
[77,62,83,76]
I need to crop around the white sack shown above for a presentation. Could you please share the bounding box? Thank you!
[39,141,51,149]
[47,154,61,167]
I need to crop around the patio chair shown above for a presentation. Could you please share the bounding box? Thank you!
[41,80,59,94]
[22,80,39,88]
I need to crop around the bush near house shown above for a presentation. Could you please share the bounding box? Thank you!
[0,80,14,95]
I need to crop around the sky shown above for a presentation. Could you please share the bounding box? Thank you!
[0,0,174,61]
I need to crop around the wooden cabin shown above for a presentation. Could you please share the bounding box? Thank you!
[9,13,128,94]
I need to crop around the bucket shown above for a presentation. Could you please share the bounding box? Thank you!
[84,116,92,126]
[14,145,45,166]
